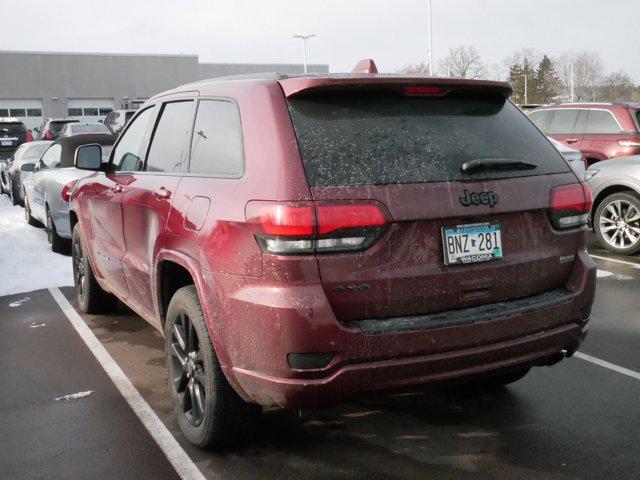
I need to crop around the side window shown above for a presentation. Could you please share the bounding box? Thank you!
[574,110,587,134]
[527,110,551,133]
[145,101,194,173]
[548,109,579,134]
[111,107,155,172]
[41,144,62,169]
[189,100,244,176]
[586,110,621,134]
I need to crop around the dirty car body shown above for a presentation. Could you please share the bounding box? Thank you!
[70,73,596,412]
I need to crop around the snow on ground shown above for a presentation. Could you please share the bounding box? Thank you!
[0,195,73,296]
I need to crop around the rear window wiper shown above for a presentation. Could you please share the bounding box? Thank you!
[461,158,538,174]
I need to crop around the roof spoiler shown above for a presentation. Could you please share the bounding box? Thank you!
[281,77,513,99]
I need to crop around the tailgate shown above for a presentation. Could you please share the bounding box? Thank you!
[286,85,582,322]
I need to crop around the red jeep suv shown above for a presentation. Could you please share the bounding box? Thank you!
[528,102,640,165]
[70,70,596,447]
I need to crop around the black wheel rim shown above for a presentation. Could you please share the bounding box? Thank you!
[169,312,206,427]
[72,235,86,297]
[47,213,53,243]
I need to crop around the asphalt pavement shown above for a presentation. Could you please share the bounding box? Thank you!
[1,241,640,480]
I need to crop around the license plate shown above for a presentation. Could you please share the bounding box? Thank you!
[442,222,503,265]
[1,140,12,146]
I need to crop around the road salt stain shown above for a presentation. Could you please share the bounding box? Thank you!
[55,390,94,402]
[9,296,31,307]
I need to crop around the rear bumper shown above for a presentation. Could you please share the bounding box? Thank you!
[211,249,596,409]
[228,323,586,408]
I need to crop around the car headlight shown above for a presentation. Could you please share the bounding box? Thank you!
[583,169,599,181]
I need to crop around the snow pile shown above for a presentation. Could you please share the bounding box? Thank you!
[0,195,73,296]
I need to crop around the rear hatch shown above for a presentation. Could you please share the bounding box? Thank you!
[0,122,27,153]
[284,80,585,322]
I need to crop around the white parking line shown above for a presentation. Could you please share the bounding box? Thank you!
[590,254,640,270]
[574,352,640,382]
[48,288,207,480]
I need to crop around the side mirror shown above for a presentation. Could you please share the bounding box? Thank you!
[97,119,104,123]
[20,163,35,172]
[75,144,104,171]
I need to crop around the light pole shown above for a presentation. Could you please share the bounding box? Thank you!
[293,34,316,74]
[520,74,528,104]
[427,0,433,75]
[570,56,575,101]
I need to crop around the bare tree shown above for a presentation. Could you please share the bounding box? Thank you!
[438,46,486,79]
[503,48,542,76]
[597,70,636,101]
[556,51,603,101]
[396,62,430,75]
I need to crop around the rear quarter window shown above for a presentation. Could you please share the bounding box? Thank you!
[188,100,244,177]
[287,92,570,187]
[586,110,622,134]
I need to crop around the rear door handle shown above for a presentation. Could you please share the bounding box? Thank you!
[112,184,123,193]
[153,187,172,200]
[565,138,579,143]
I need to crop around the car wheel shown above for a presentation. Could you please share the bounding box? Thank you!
[71,223,118,314]
[594,192,640,255]
[10,182,20,206]
[47,207,70,254]
[165,285,259,448]
[24,195,42,227]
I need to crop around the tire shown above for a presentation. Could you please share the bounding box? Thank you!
[469,367,531,389]
[594,192,640,255]
[47,207,70,254]
[71,223,118,314]
[10,182,20,206]
[165,285,259,448]
[24,195,42,227]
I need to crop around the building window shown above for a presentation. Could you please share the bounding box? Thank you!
[27,109,42,117]
[68,108,83,116]
[0,109,8,117]
[99,108,113,116]
[10,108,26,117]
[84,108,99,116]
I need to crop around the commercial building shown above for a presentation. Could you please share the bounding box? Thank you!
[0,50,329,130]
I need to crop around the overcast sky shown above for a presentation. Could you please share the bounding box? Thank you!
[4,0,639,81]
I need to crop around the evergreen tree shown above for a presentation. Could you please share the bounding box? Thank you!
[535,55,559,103]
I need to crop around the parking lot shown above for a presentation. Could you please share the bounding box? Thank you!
[1,198,639,480]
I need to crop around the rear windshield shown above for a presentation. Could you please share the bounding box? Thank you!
[50,120,78,134]
[0,122,26,136]
[70,124,109,134]
[287,93,570,186]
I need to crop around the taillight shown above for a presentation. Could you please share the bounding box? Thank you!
[245,200,389,254]
[26,130,33,142]
[404,86,448,96]
[549,183,592,229]
[618,140,640,147]
[61,180,78,202]
[44,130,52,140]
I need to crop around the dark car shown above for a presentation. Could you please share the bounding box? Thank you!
[69,68,596,448]
[528,102,640,165]
[103,109,136,134]
[36,118,79,140]
[1,117,32,161]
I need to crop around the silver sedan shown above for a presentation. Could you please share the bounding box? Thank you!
[586,156,640,255]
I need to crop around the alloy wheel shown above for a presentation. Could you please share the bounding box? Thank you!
[169,312,206,427]
[599,199,640,249]
[72,235,87,296]
[47,212,53,244]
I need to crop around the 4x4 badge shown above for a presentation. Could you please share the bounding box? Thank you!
[459,189,498,208]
